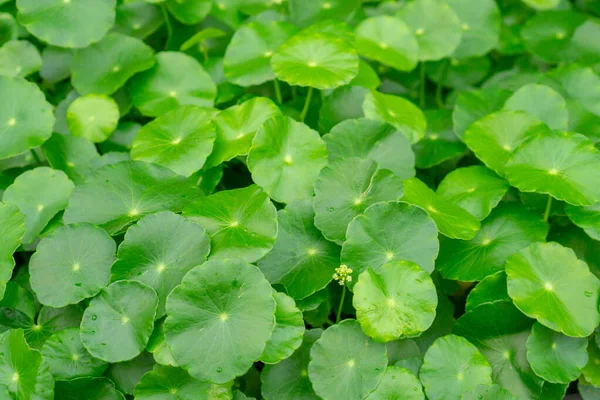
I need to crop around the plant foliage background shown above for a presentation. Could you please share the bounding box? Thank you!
[0,0,600,399]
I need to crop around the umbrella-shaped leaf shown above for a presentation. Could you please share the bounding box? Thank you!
[205,97,281,168]
[81,280,158,363]
[342,201,439,284]
[354,16,418,72]
[261,329,322,400]
[111,211,210,317]
[402,177,481,240]
[351,59,381,89]
[324,118,415,180]
[0,329,54,400]
[41,327,107,380]
[505,131,600,206]
[0,40,41,78]
[3,167,74,244]
[446,0,501,59]
[419,335,493,400]
[30,223,116,307]
[308,319,387,400]
[41,133,100,184]
[66,94,119,143]
[318,86,368,132]
[247,116,327,204]
[583,341,600,387]
[504,84,569,130]
[436,166,509,220]
[0,203,24,299]
[54,376,124,400]
[224,20,297,87]
[0,76,54,160]
[525,322,588,384]
[271,31,359,90]
[71,32,155,95]
[436,204,548,281]
[183,184,277,263]
[165,259,276,383]
[354,260,437,342]
[565,202,600,240]
[461,384,519,400]
[465,271,509,312]
[40,46,72,83]
[313,158,404,244]
[113,1,163,40]
[166,0,211,25]
[362,91,426,143]
[414,110,466,169]
[260,291,305,364]
[547,65,600,118]
[131,106,216,177]
[464,110,550,176]
[288,0,361,28]
[396,0,463,61]
[506,242,600,337]
[452,88,512,140]
[365,366,424,400]
[128,51,216,117]
[258,200,340,300]
[16,0,116,48]
[64,161,201,234]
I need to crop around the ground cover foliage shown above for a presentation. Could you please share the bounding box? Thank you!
[0,0,600,398]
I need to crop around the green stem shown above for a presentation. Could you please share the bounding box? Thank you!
[30,149,41,164]
[201,41,208,62]
[543,195,553,223]
[160,6,173,50]
[300,87,313,122]
[336,284,346,323]
[435,59,449,109]
[419,62,426,109]
[273,79,282,104]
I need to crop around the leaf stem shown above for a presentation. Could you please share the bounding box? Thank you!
[336,284,346,323]
[160,5,173,50]
[273,79,282,104]
[30,149,41,165]
[435,59,449,109]
[300,87,313,122]
[543,195,553,223]
[419,62,426,109]
[201,41,208,62]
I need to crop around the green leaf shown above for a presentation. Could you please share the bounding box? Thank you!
[180,28,226,51]
[166,0,211,25]
[41,327,107,380]
[419,334,493,400]
[342,201,439,283]
[313,158,404,243]
[427,57,491,90]
[165,259,276,384]
[461,384,519,400]
[446,0,501,59]
[111,211,210,317]
[81,280,158,363]
[402,177,481,240]
[71,32,155,95]
[183,184,277,263]
[0,40,41,78]
[114,2,163,39]
[0,203,24,300]
[247,116,328,204]
[365,366,424,400]
[66,94,120,143]
[41,133,99,184]
[521,0,561,10]
[414,110,466,169]
[17,0,116,48]
[547,65,600,118]
[525,322,588,383]
[324,118,415,180]
[354,16,418,72]
[64,161,201,234]
[363,91,427,144]
[436,166,509,220]
[0,76,54,160]
[146,319,177,367]
[397,0,463,61]
[128,51,216,117]
[288,0,361,28]
[4,167,74,244]
[260,291,305,364]
[437,203,548,281]
[271,31,359,89]
[565,202,600,240]
[452,88,512,140]
[308,319,387,400]
[30,223,115,307]
[506,242,600,337]
[465,271,509,312]
[354,260,437,342]
[258,200,340,300]
[224,20,297,87]
[318,86,368,132]
[131,106,216,177]
[105,352,155,396]
[505,131,600,206]
[504,83,569,130]
[54,377,124,400]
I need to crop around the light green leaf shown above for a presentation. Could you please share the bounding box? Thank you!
[565,202,600,240]
[461,384,519,400]
[288,0,361,28]
[447,0,501,59]
[66,94,119,143]
[260,291,305,364]
[366,366,424,400]
[0,40,41,78]
[504,83,569,130]
[452,88,511,140]
[166,0,211,24]
[0,203,25,300]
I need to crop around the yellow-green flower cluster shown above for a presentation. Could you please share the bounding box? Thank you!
[333,264,353,285]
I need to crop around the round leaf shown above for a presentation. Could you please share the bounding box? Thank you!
[131,106,216,177]
[30,223,116,307]
[318,86,368,132]
[461,384,519,400]
[183,184,277,263]
[260,291,305,364]
[0,40,42,78]
[452,87,512,140]
[506,242,600,337]
[247,116,328,204]
[504,84,569,130]
[365,366,424,400]
[111,211,210,317]
[0,203,25,299]
[414,110,466,169]
[81,280,158,363]
[354,260,437,342]
[41,133,100,184]
[308,319,387,400]
[165,259,276,384]
[446,0,501,58]
[288,0,361,28]
[66,94,119,143]
[166,0,211,25]
[113,2,163,40]
[54,376,124,400]
[258,200,340,300]
[565,202,600,240]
